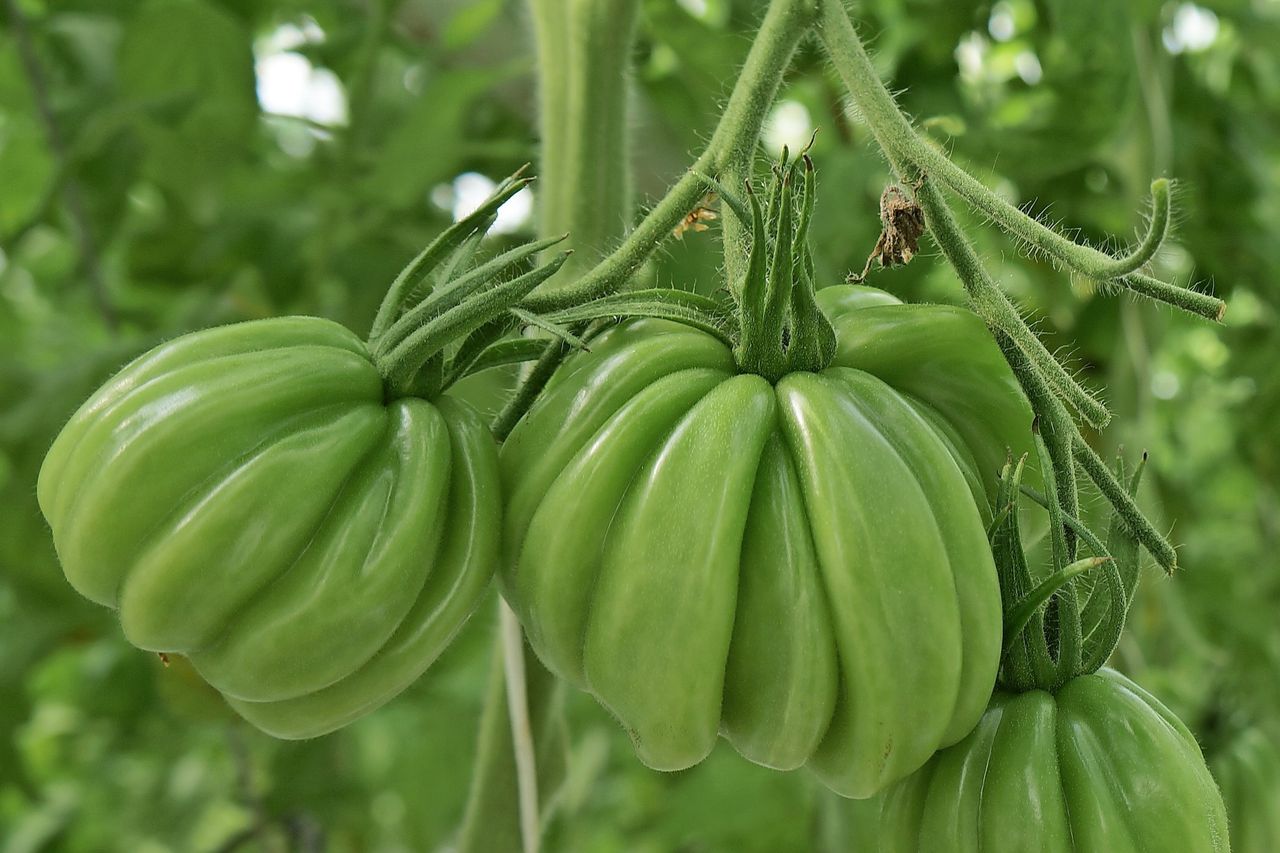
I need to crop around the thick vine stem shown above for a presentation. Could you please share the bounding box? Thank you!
[916,173,1111,430]
[531,0,640,282]
[815,0,1222,319]
[520,0,819,314]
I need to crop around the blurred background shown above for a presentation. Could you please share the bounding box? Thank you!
[1,0,1277,850]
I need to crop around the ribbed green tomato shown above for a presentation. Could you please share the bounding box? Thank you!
[878,668,1230,851]
[38,316,499,738]
[500,285,1033,797]
[1212,728,1280,853]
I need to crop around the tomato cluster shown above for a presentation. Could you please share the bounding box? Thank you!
[37,158,1231,848]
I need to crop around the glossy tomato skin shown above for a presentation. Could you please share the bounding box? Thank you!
[38,316,499,738]
[1212,729,1280,853]
[500,285,1033,798]
[877,668,1230,852]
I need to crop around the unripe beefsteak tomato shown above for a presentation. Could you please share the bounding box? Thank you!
[877,669,1230,851]
[38,317,499,738]
[501,285,1033,797]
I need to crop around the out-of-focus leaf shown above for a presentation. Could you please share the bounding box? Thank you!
[362,61,527,208]
[442,0,506,51]
[116,0,257,194]
[0,115,56,233]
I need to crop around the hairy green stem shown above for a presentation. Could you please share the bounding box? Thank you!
[916,175,1111,429]
[521,0,817,313]
[1119,272,1225,321]
[815,0,1217,314]
[493,337,568,441]
[531,0,641,281]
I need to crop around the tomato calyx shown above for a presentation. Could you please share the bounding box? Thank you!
[365,166,575,401]
[721,147,837,384]
[992,433,1146,694]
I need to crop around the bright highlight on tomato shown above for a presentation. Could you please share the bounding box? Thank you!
[501,284,1033,797]
[38,317,500,738]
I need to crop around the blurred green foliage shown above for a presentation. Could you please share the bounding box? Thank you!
[1,0,1277,850]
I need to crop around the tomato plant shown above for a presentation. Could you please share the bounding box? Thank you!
[4,0,1271,848]
[867,446,1229,849]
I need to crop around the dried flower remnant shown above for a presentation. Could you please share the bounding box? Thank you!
[847,183,926,282]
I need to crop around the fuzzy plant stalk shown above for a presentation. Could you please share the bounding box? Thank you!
[520,0,819,315]
[814,0,1223,576]
[530,0,641,281]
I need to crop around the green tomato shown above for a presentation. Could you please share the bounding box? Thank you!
[878,668,1229,851]
[38,316,499,738]
[500,285,1033,797]
[1212,728,1280,853]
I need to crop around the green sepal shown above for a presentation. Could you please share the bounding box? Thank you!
[735,178,771,366]
[375,234,569,360]
[786,156,837,373]
[992,455,1037,692]
[1003,556,1110,657]
[462,337,573,377]
[378,251,572,396]
[541,289,736,346]
[753,159,795,381]
[509,308,590,351]
[369,166,532,342]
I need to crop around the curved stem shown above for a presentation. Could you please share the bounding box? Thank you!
[916,174,1111,429]
[815,0,1219,316]
[520,0,818,313]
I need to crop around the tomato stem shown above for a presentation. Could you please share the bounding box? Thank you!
[519,0,819,315]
